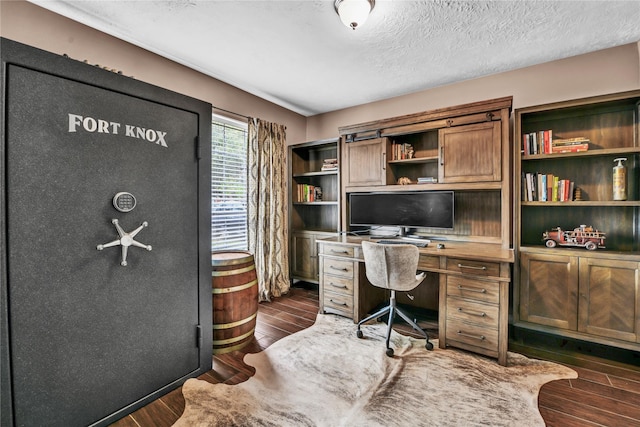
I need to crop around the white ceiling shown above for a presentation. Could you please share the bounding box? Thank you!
[30,0,640,117]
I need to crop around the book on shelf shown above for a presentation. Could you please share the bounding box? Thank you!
[550,142,589,153]
[321,158,338,171]
[523,130,552,155]
[552,137,590,146]
[522,130,590,155]
[297,184,321,202]
[391,142,414,160]
[522,172,574,202]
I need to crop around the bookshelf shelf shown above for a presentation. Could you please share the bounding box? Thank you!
[522,146,640,161]
[514,90,640,354]
[293,170,338,178]
[293,201,338,206]
[388,155,438,164]
[522,200,640,207]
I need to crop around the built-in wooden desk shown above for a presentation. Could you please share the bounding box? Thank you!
[317,236,514,365]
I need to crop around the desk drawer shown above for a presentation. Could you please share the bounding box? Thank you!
[446,298,499,329]
[323,258,355,278]
[323,275,354,295]
[446,319,499,352]
[321,245,354,258]
[419,254,440,270]
[323,290,353,317]
[446,276,500,304]
[447,258,500,277]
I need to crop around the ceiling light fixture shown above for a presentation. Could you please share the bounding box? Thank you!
[334,0,375,30]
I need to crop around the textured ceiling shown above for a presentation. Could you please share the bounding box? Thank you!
[30,1,640,116]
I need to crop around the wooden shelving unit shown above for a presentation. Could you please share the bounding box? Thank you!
[513,90,640,352]
[288,138,340,284]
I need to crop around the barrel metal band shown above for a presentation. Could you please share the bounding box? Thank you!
[212,312,257,330]
[212,335,254,354]
[211,264,255,277]
[212,327,255,346]
[211,278,258,294]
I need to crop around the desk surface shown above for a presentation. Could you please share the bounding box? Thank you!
[319,235,515,264]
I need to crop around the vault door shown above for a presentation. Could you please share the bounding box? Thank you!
[6,64,205,426]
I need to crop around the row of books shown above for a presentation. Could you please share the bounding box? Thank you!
[522,172,575,202]
[296,184,322,202]
[391,143,414,160]
[321,158,338,171]
[523,130,590,155]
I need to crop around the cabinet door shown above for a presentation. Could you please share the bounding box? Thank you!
[343,137,391,187]
[438,121,501,183]
[520,252,579,330]
[291,232,318,282]
[578,258,640,342]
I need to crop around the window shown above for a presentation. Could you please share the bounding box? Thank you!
[211,114,248,251]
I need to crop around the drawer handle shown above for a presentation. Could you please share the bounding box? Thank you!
[329,282,348,289]
[329,299,348,306]
[330,266,349,272]
[330,249,349,255]
[457,307,486,317]
[457,331,485,341]
[457,263,487,271]
[457,285,487,294]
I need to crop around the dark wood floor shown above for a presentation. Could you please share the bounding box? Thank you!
[112,283,640,427]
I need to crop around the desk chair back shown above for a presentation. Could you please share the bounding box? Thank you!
[361,241,425,292]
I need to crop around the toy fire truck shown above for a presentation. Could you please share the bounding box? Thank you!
[542,225,606,251]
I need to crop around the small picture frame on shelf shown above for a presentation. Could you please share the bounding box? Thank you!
[314,186,322,201]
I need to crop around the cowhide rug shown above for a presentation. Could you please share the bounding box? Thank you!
[174,314,576,426]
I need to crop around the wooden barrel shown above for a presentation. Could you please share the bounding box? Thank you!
[211,251,258,354]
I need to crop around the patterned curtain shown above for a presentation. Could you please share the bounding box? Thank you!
[248,118,290,302]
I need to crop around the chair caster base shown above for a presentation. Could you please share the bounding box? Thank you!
[356,330,363,339]
[425,341,434,351]
[386,347,394,357]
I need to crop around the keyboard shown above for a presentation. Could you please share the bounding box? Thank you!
[378,240,429,248]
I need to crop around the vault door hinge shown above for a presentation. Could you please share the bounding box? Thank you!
[196,325,203,348]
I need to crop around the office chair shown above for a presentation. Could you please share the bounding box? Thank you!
[356,240,434,357]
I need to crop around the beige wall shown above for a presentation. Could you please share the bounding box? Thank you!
[0,0,308,144]
[306,43,640,141]
[2,0,639,146]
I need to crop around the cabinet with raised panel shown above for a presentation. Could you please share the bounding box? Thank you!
[341,137,392,187]
[438,121,501,183]
[519,248,640,348]
[341,124,503,187]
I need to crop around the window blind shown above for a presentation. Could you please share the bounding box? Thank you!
[211,115,248,251]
